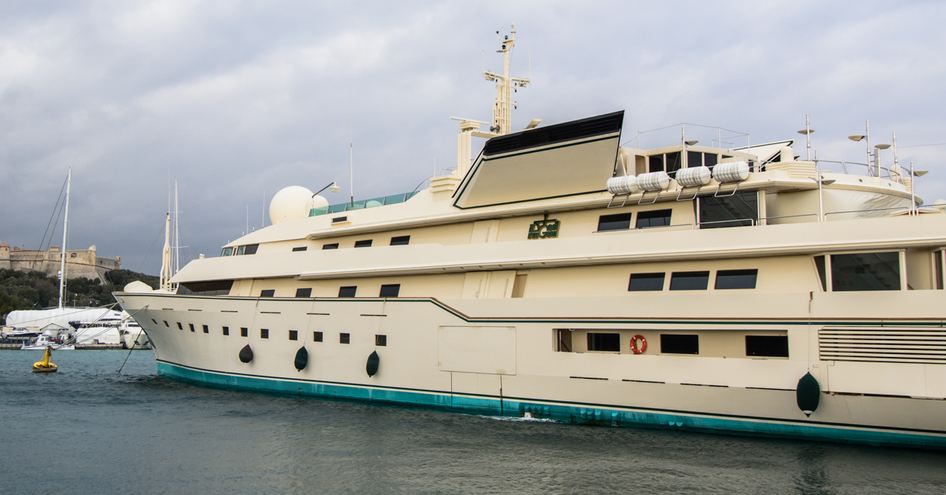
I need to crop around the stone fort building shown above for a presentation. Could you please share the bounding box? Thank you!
[0,243,120,282]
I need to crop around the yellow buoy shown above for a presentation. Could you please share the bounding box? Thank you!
[32,346,58,373]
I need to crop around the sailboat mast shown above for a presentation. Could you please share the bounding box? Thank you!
[173,180,181,275]
[58,168,71,309]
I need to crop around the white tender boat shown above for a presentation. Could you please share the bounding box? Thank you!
[22,333,75,351]
[115,29,946,449]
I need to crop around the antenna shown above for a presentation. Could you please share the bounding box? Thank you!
[173,180,181,275]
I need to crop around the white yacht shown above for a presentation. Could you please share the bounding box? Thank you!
[116,30,946,449]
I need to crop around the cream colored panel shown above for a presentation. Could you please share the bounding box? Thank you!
[438,325,517,375]
[470,220,500,243]
[451,371,502,396]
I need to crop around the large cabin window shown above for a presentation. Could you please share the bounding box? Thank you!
[598,212,631,231]
[354,239,373,248]
[831,252,901,291]
[390,235,411,246]
[259,289,275,297]
[661,334,699,354]
[379,284,400,297]
[295,288,312,298]
[628,273,665,291]
[715,269,758,289]
[698,191,758,229]
[322,243,339,250]
[338,286,357,297]
[635,209,672,229]
[556,329,573,352]
[746,335,788,357]
[220,247,233,256]
[669,271,710,290]
[648,154,664,173]
[587,332,620,352]
[665,152,682,177]
[242,244,259,255]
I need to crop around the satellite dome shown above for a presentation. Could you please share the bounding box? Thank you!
[269,186,315,225]
[124,281,153,293]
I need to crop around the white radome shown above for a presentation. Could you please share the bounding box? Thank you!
[269,186,322,225]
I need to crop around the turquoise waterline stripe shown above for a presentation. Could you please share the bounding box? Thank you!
[157,362,946,449]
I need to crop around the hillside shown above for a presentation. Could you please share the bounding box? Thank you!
[0,269,158,320]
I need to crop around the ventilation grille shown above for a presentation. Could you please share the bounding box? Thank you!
[819,327,946,364]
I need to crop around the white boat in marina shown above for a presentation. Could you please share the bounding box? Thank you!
[21,330,75,351]
[116,29,946,449]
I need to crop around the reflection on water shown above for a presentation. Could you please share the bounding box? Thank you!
[1,351,945,494]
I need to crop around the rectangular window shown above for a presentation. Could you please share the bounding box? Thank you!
[687,151,702,168]
[354,239,373,248]
[379,284,400,297]
[670,271,710,290]
[243,244,259,255]
[715,269,758,289]
[649,154,664,173]
[236,245,245,255]
[260,289,275,297]
[556,329,573,352]
[597,212,632,231]
[188,323,195,332]
[587,332,621,352]
[338,286,357,297]
[176,322,183,330]
[665,151,682,177]
[260,328,269,339]
[628,272,665,291]
[390,235,411,246]
[289,330,298,341]
[295,288,312,298]
[332,216,348,223]
[745,335,789,357]
[340,333,350,344]
[831,252,901,291]
[704,153,718,170]
[814,255,827,291]
[635,209,672,229]
[292,246,308,252]
[222,326,230,336]
[375,335,387,346]
[221,247,233,257]
[699,191,758,229]
[660,334,699,354]
[202,324,209,334]
[240,327,248,337]
[322,243,339,250]
[313,331,323,342]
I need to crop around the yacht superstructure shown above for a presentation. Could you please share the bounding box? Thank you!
[116,29,946,448]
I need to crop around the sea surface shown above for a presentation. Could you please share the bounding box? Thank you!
[1,350,945,495]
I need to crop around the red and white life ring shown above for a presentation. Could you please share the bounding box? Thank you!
[630,334,647,354]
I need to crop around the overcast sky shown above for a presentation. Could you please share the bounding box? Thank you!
[2,0,945,275]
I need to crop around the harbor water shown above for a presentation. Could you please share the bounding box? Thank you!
[1,350,945,494]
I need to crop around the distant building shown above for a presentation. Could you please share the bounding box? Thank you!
[0,243,120,282]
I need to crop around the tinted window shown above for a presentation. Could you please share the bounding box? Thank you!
[338,286,357,297]
[687,151,702,168]
[260,328,269,339]
[746,335,788,357]
[665,152,682,176]
[222,326,230,336]
[322,243,339,250]
[598,212,631,231]
[649,154,664,173]
[354,239,373,248]
[379,284,400,297]
[636,209,672,229]
[289,330,298,341]
[202,324,209,334]
[699,191,758,229]
[831,252,901,291]
[704,153,718,169]
[292,246,307,252]
[628,273,665,291]
[259,289,275,297]
[295,288,312,298]
[313,331,323,342]
[240,327,248,337]
[661,334,699,354]
[670,271,710,290]
[243,244,259,255]
[715,269,758,289]
[376,335,387,346]
[390,235,411,246]
[340,333,350,344]
[587,333,620,352]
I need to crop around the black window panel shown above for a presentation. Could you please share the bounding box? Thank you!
[188,323,195,332]
[665,152,682,176]
[636,209,672,229]
[164,320,169,327]
[831,252,901,291]
[332,216,347,223]
[814,256,827,291]
[390,235,411,246]
[259,289,275,297]
[354,239,373,248]
[202,324,209,334]
[587,333,620,352]
[699,191,758,229]
[240,327,248,337]
[482,111,624,156]
[340,333,350,344]
[260,328,269,339]
[628,273,665,291]
[670,271,710,290]
[243,244,259,255]
[222,326,230,336]
[715,269,758,289]
[338,286,357,297]
[597,212,631,231]
[661,334,699,354]
[295,288,312,298]
[649,154,664,173]
[746,335,789,357]
[379,284,400,297]
[289,330,298,341]
[322,243,339,250]
[686,151,702,168]
[376,335,387,346]
[292,246,308,252]
[180,279,233,296]
[313,331,323,342]
[704,153,718,169]
[176,322,183,330]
